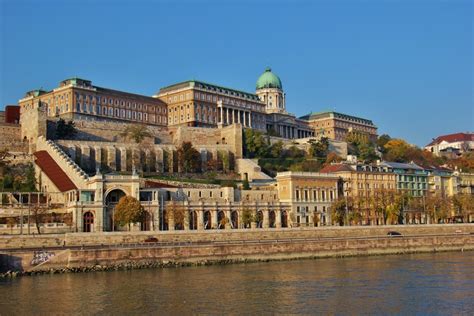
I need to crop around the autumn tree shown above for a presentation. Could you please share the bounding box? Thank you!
[177,141,201,173]
[166,202,186,230]
[113,196,145,229]
[425,193,450,224]
[330,197,347,226]
[451,193,474,223]
[308,137,329,159]
[31,204,49,234]
[241,207,254,228]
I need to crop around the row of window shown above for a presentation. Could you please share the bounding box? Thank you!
[75,104,167,124]
[295,189,335,202]
[75,93,166,114]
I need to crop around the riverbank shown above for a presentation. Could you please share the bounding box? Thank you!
[1,224,473,278]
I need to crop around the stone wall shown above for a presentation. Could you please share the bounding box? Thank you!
[0,124,27,152]
[1,224,472,249]
[1,226,472,273]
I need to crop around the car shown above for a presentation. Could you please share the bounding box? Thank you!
[387,231,402,236]
[144,237,158,243]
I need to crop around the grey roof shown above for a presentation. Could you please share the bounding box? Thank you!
[379,161,424,170]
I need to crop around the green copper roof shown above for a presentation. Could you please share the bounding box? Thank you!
[256,67,282,90]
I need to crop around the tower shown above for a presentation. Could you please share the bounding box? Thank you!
[255,67,286,114]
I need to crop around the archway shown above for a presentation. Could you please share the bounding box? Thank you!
[141,211,152,231]
[217,210,226,229]
[256,210,263,228]
[281,211,288,228]
[104,189,126,231]
[230,210,239,229]
[189,211,198,230]
[203,210,212,230]
[269,211,276,228]
[83,211,94,232]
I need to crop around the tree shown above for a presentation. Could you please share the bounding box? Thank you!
[243,129,270,158]
[384,139,411,162]
[241,207,254,228]
[242,178,250,190]
[177,141,201,173]
[451,194,474,222]
[6,217,16,234]
[113,196,145,229]
[120,124,152,144]
[330,198,347,226]
[166,202,186,230]
[377,134,392,154]
[308,137,329,159]
[31,204,49,234]
[55,118,77,139]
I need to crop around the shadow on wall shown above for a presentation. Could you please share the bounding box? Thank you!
[0,254,24,273]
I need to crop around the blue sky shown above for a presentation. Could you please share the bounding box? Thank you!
[1,0,472,146]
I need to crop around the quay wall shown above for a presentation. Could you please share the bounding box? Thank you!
[0,225,473,274]
[1,224,472,249]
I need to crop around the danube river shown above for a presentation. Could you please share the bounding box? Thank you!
[1,252,473,315]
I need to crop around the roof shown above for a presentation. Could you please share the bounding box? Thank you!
[158,80,261,101]
[299,111,376,126]
[319,164,354,173]
[426,132,474,146]
[379,161,424,170]
[34,151,77,192]
[256,67,282,90]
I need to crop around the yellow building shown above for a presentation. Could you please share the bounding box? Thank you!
[276,171,340,226]
[19,78,168,127]
[320,163,397,225]
[300,111,378,142]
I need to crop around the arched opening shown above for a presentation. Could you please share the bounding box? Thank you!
[217,210,226,229]
[141,211,152,231]
[230,210,239,229]
[281,211,288,228]
[269,211,276,228]
[189,211,198,230]
[104,189,126,231]
[203,210,212,230]
[83,211,94,232]
[256,210,263,228]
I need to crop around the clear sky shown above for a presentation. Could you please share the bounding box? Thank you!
[0,0,472,146]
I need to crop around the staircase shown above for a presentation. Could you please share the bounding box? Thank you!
[236,158,273,181]
[36,136,89,189]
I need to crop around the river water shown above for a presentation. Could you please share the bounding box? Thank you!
[1,252,473,315]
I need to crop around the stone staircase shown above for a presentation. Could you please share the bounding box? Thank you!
[36,136,89,189]
[236,158,273,181]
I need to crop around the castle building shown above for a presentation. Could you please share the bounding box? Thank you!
[19,78,168,126]
[300,111,378,142]
[424,132,474,157]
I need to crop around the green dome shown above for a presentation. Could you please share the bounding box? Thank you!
[256,67,282,90]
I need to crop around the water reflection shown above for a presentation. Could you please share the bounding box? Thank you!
[1,252,473,315]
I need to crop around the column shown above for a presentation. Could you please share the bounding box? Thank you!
[81,146,91,171]
[154,148,163,173]
[243,111,247,127]
[226,108,230,125]
[120,148,127,172]
[94,146,102,171]
[212,210,218,229]
[249,112,252,128]
[226,210,232,229]
[276,210,282,228]
[197,209,204,230]
[262,209,269,228]
[107,146,116,171]
[220,107,224,124]
[237,110,241,124]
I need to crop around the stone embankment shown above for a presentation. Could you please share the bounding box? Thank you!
[1,224,473,277]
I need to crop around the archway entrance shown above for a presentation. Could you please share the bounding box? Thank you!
[83,211,94,232]
[256,210,263,228]
[203,211,212,229]
[217,210,226,229]
[269,211,276,228]
[104,189,126,231]
[189,211,198,230]
[281,211,288,228]
[230,211,239,229]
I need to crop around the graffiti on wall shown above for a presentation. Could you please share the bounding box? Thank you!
[31,251,55,266]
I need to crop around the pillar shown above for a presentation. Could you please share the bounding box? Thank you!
[276,210,282,228]
[226,108,230,125]
[262,209,269,228]
[197,209,204,230]
[220,107,224,124]
[94,147,102,171]
[120,148,127,172]
[155,148,164,173]
[81,146,91,171]
[249,112,252,128]
[107,146,116,171]
[212,210,218,229]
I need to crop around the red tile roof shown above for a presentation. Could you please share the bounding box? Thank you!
[427,133,474,146]
[34,151,77,192]
[319,164,353,173]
